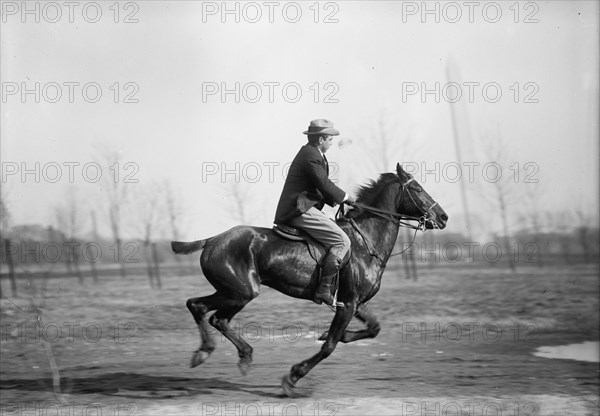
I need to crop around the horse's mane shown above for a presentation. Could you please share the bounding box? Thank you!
[346,173,399,220]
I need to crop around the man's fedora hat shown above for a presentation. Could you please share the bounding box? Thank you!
[303,119,340,136]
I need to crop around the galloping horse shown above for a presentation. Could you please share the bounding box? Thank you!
[171,163,448,395]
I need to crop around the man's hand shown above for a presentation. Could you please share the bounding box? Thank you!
[344,196,356,206]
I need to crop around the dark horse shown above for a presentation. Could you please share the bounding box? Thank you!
[171,163,448,395]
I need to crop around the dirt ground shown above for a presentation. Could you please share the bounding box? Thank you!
[1,262,598,415]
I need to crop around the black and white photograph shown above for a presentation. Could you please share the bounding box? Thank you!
[1,1,598,415]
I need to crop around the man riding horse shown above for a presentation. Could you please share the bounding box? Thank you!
[173,128,447,391]
[274,119,355,306]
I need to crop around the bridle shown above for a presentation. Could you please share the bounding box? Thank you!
[337,175,440,261]
[342,175,439,231]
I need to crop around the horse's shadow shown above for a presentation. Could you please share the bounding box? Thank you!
[0,372,307,399]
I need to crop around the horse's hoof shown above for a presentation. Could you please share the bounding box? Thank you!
[281,374,296,397]
[238,359,252,376]
[190,350,210,368]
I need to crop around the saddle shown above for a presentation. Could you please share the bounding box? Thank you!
[273,223,327,266]
[274,223,351,308]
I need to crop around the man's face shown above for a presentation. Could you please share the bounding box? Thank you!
[318,135,334,153]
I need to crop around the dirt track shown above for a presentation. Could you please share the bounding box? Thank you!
[1,263,598,415]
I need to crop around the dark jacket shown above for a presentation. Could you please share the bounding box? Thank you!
[274,144,346,224]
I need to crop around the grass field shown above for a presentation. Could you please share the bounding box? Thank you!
[1,262,598,415]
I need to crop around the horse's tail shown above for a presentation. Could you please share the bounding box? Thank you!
[171,239,208,255]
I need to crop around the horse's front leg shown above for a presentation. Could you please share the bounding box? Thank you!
[318,303,381,343]
[281,299,356,396]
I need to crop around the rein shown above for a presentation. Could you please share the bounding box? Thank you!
[350,202,423,230]
[337,176,439,262]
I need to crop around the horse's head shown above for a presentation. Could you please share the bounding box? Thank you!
[395,163,448,230]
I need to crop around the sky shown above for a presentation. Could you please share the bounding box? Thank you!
[1,0,598,240]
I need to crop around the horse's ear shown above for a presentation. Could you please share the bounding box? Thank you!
[396,163,403,176]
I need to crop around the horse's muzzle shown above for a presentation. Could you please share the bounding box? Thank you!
[426,215,447,230]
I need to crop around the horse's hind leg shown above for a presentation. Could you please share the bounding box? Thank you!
[186,293,241,368]
[209,302,255,376]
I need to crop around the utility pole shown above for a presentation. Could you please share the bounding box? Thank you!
[446,59,473,242]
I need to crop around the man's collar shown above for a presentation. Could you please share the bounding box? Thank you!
[307,143,325,158]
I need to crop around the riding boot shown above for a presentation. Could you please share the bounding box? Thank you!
[314,252,343,306]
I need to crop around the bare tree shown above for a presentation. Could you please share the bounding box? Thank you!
[135,185,163,288]
[370,117,409,173]
[0,186,10,238]
[363,113,415,175]
[89,210,99,282]
[574,203,595,263]
[518,181,546,268]
[53,207,71,273]
[546,210,573,264]
[358,113,419,279]
[1,186,17,296]
[480,133,521,272]
[99,150,130,278]
[221,181,255,225]
[163,179,183,241]
[54,191,84,282]
[163,180,186,264]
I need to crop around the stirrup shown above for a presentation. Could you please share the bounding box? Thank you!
[325,290,344,311]
[332,289,344,308]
